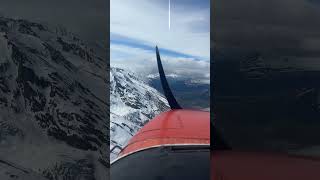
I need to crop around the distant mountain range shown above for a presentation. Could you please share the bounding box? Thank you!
[147,73,210,109]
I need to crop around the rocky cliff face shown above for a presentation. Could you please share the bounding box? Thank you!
[0,17,108,180]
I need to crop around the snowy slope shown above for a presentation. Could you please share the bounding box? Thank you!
[0,17,108,179]
[110,67,168,161]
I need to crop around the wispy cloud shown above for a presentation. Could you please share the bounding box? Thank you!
[110,0,210,59]
[111,44,210,84]
[111,33,203,60]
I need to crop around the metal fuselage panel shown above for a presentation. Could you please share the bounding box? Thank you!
[111,146,210,180]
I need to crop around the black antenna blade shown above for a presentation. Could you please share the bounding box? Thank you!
[156,46,182,109]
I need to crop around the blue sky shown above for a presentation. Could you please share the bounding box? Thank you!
[111,33,202,60]
[110,0,210,83]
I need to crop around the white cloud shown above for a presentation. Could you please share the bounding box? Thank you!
[111,44,210,83]
[110,0,210,59]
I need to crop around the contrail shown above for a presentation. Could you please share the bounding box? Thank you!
[169,0,171,30]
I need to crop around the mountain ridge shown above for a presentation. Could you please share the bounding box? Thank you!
[110,67,169,161]
[0,16,108,180]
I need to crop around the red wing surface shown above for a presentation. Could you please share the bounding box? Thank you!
[118,110,210,159]
[111,110,210,179]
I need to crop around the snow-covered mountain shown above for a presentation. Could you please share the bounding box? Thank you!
[147,73,180,79]
[0,17,108,179]
[110,67,169,161]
